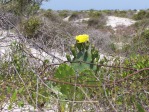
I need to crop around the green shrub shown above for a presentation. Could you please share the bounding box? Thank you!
[125,33,149,55]
[23,17,41,38]
[102,10,111,15]
[53,36,149,111]
[0,42,53,110]
[87,18,99,27]
[58,10,69,18]
[44,9,52,18]
[141,29,149,39]
[110,43,117,52]
[68,11,79,21]
[87,17,106,29]
[1,36,149,111]
[117,11,127,17]
[1,0,40,17]
[88,11,102,18]
[133,10,149,20]
[145,12,149,18]
[87,10,106,28]
[122,44,131,55]
[134,19,149,28]
[113,10,126,17]
[44,10,58,21]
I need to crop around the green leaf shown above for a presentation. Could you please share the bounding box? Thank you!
[18,87,24,93]
[60,85,71,96]
[8,104,12,110]
[55,64,75,79]
[11,90,18,102]
[136,103,145,112]
[18,101,24,107]
[7,87,11,93]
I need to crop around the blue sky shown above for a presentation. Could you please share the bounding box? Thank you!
[41,0,149,10]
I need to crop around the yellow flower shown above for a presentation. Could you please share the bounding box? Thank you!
[75,34,89,43]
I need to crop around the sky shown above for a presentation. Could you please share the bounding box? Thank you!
[41,0,149,10]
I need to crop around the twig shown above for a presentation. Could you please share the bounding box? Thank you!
[103,85,117,112]
[12,64,37,109]
[47,68,149,88]
[48,78,100,87]
[115,68,149,84]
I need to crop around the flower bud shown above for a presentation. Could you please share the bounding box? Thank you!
[85,41,90,50]
[66,54,71,62]
[70,45,76,58]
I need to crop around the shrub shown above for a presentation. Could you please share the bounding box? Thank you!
[1,0,40,17]
[145,12,149,18]
[54,37,149,111]
[133,10,149,20]
[0,12,18,29]
[122,44,131,55]
[1,35,149,111]
[22,17,41,38]
[88,10,102,18]
[102,10,111,15]
[25,14,84,50]
[112,10,127,17]
[134,19,149,28]
[118,11,127,17]
[141,29,149,40]
[87,18,99,27]
[87,16,106,29]
[68,11,79,21]
[126,34,149,55]
[110,43,117,52]
[44,10,59,21]
[87,10,106,29]
[58,10,69,18]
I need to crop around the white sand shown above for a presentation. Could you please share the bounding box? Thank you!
[0,30,66,63]
[63,16,71,21]
[74,18,90,23]
[106,16,136,28]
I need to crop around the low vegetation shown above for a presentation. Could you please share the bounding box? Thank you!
[133,10,149,20]
[0,2,149,111]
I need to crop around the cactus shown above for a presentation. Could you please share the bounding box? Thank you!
[66,40,100,73]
